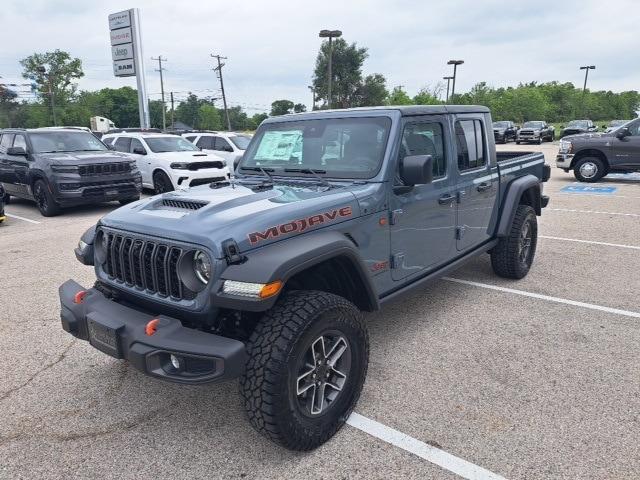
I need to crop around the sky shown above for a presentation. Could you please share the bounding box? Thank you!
[0,0,638,114]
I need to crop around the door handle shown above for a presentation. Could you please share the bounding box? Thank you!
[438,193,455,205]
[477,182,492,192]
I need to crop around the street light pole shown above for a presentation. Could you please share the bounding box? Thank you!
[443,76,454,102]
[308,85,316,110]
[580,65,595,94]
[319,29,342,109]
[447,60,464,103]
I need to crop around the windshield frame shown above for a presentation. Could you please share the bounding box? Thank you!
[143,135,201,153]
[28,131,109,154]
[238,115,393,180]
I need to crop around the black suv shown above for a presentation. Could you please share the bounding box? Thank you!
[492,121,518,143]
[560,120,597,138]
[0,128,142,216]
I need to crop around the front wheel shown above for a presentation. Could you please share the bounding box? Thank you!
[33,179,61,217]
[153,171,174,194]
[573,157,605,183]
[491,204,537,279]
[240,291,369,451]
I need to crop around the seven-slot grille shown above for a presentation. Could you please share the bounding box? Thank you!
[102,231,195,300]
[79,163,131,176]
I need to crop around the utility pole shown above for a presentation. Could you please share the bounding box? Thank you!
[308,85,316,110]
[579,65,595,117]
[443,76,454,102]
[211,54,231,131]
[319,30,342,109]
[447,60,464,103]
[151,56,167,129]
[170,91,175,128]
[37,65,57,125]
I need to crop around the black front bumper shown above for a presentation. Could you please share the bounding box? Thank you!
[52,173,142,207]
[59,279,247,384]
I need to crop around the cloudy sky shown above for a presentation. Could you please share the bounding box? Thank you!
[0,0,638,113]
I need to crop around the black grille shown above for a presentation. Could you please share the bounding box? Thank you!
[189,177,226,187]
[79,163,131,176]
[102,231,196,300]
[186,161,225,170]
[162,199,208,210]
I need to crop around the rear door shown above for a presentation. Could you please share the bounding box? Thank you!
[452,116,498,252]
[129,138,150,183]
[10,133,30,196]
[389,116,457,281]
[611,119,640,167]
[0,133,18,194]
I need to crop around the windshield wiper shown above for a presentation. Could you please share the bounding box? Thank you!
[284,168,331,187]
[240,166,275,183]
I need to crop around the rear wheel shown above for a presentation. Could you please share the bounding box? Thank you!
[491,204,537,279]
[33,179,61,217]
[573,157,605,183]
[240,290,369,451]
[153,171,174,194]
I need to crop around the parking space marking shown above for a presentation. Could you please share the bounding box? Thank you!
[5,213,41,224]
[443,277,640,319]
[347,413,507,480]
[540,235,640,251]
[548,208,640,218]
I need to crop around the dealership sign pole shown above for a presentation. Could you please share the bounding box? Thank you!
[109,9,150,128]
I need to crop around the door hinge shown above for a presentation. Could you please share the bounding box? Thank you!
[455,226,466,240]
[390,209,403,225]
[390,253,404,269]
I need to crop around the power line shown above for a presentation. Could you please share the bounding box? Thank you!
[151,55,167,129]
[211,53,231,131]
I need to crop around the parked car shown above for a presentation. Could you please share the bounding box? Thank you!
[0,128,142,216]
[603,120,630,133]
[556,117,640,182]
[101,132,230,194]
[0,183,5,224]
[560,120,597,137]
[61,105,549,451]
[182,131,252,171]
[492,121,518,143]
[516,121,555,144]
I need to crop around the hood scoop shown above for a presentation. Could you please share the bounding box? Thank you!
[160,198,209,211]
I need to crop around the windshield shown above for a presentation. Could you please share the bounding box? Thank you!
[567,120,589,128]
[523,121,544,129]
[240,117,391,179]
[493,122,510,128]
[144,136,200,153]
[609,120,627,127]
[229,134,252,150]
[29,131,108,153]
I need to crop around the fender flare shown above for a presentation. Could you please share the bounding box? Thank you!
[497,174,541,237]
[211,231,379,312]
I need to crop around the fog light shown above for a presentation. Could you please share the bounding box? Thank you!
[170,354,183,370]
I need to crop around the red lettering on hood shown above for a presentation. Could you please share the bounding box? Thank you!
[247,205,353,245]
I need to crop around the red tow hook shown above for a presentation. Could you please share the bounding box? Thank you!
[145,318,160,336]
[73,290,88,304]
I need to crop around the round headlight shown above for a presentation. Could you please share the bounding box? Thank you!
[193,250,212,284]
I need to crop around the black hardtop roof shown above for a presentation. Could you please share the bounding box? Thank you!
[263,105,490,124]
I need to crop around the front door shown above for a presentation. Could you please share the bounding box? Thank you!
[611,119,640,169]
[390,117,457,281]
[452,117,498,252]
[129,138,150,183]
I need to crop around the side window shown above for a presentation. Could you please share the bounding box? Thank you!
[214,137,232,152]
[1,134,15,151]
[13,135,27,150]
[196,136,213,149]
[399,122,447,180]
[627,120,640,136]
[185,136,197,143]
[130,138,146,154]
[114,137,132,153]
[455,120,486,171]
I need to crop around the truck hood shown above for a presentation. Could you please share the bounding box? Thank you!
[38,151,131,165]
[562,132,612,142]
[100,180,373,257]
[148,151,225,162]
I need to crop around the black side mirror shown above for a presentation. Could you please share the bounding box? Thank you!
[400,155,433,186]
[132,147,147,155]
[224,146,234,152]
[616,127,631,139]
[6,146,27,156]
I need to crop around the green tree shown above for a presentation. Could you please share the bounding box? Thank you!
[355,74,388,106]
[387,86,413,105]
[149,99,167,129]
[293,103,307,113]
[248,112,269,130]
[198,104,222,130]
[271,99,295,116]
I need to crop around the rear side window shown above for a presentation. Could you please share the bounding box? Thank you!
[13,135,27,149]
[114,137,132,153]
[130,138,146,154]
[399,122,447,179]
[1,134,14,150]
[196,136,214,149]
[455,120,486,171]
[185,136,197,143]
[213,137,232,151]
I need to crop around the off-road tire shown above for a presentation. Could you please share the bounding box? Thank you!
[119,195,140,206]
[573,157,605,183]
[491,204,537,279]
[153,170,174,194]
[33,179,61,217]
[240,290,369,451]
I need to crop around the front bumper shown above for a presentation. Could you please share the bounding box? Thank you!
[52,173,142,206]
[59,279,247,384]
[556,154,574,169]
[171,167,231,189]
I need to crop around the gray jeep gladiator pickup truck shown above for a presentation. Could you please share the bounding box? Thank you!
[59,106,550,450]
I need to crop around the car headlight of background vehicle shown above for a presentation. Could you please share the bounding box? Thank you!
[193,250,212,284]
[170,162,191,170]
[559,140,573,154]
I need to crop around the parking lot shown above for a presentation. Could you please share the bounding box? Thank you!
[1,141,639,479]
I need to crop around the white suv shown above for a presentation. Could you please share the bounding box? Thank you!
[182,132,252,171]
[102,133,229,194]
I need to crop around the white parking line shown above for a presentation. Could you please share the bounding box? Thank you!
[443,277,640,319]
[348,413,507,480]
[540,235,640,251]
[5,213,41,224]
[548,208,640,218]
